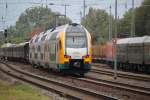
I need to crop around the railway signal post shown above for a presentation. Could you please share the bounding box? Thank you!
[113,38,117,80]
[114,0,118,80]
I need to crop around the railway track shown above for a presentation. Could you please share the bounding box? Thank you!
[85,74,150,96]
[2,62,150,99]
[0,62,117,100]
[91,65,150,82]
[92,63,111,69]
[82,67,150,96]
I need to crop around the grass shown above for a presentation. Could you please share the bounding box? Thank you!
[0,82,50,100]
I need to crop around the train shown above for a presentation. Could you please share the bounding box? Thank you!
[93,36,150,74]
[0,23,92,76]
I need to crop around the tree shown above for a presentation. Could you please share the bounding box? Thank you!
[7,6,72,43]
[135,0,150,36]
[81,8,113,44]
[118,0,150,36]
[118,9,132,35]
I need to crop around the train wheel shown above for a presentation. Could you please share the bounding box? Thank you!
[144,65,148,74]
[80,73,84,77]
[130,64,134,72]
[32,63,38,69]
[33,65,38,69]
[121,63,125,70]
[148,66,150,74]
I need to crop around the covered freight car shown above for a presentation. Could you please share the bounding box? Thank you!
[93,36,150,73]
[0,42,29,62]
[117,36,150,72]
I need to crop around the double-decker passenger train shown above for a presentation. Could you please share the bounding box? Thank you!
[0,23,92,76]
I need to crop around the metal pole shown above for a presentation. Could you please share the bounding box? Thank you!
[65,4,67,18]
[46,0,47,8]
[83,0,86,17]
[80,11,82,21]
[131,0,135,37]
[109,5,112,41]
[62,4,70,24]
[2,16,4,31]
[114,0,118,80]
[55,15,58,27]
[64,4,67,24]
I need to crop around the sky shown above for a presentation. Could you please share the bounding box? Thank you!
[0,0,144,31]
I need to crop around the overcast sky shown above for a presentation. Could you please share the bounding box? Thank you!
[0,0,143,31]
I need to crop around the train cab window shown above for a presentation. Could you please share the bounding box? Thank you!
[65,25,87,48]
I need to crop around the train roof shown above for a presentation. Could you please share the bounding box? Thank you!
[128,36,148,44]
[1,42,29,48]
[16,42,29,47]
[117,36,150,44]
[1,43,16,48]
[117,38,131,44]
[30,34,38,44]
[144,36,150,43]
[29,23,86,45]
[29,24,68,44]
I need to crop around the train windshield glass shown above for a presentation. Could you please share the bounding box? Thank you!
[66,25,87,48]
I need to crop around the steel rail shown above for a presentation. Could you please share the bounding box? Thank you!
[91,66,150,82]
[0,62,117,100]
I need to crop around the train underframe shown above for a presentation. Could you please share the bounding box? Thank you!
[0,56,29,63]
[93,59,150,74]
[1,56,91,76]
[58,59,91,76]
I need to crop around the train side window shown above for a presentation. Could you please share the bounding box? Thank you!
[41,53,43,60]
[46,45,48,52]
[38,46,41,52]
[41,35,47,41]
[30,53,32,58]
[35,53,37,59]
[44,45,47,52]
[35,37,39,43]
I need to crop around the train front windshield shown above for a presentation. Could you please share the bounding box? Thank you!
[66,25,87,48]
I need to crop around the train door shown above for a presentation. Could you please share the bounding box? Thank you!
[56,39,60,64]
[48,31,59,69]
[49,42,56,62]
